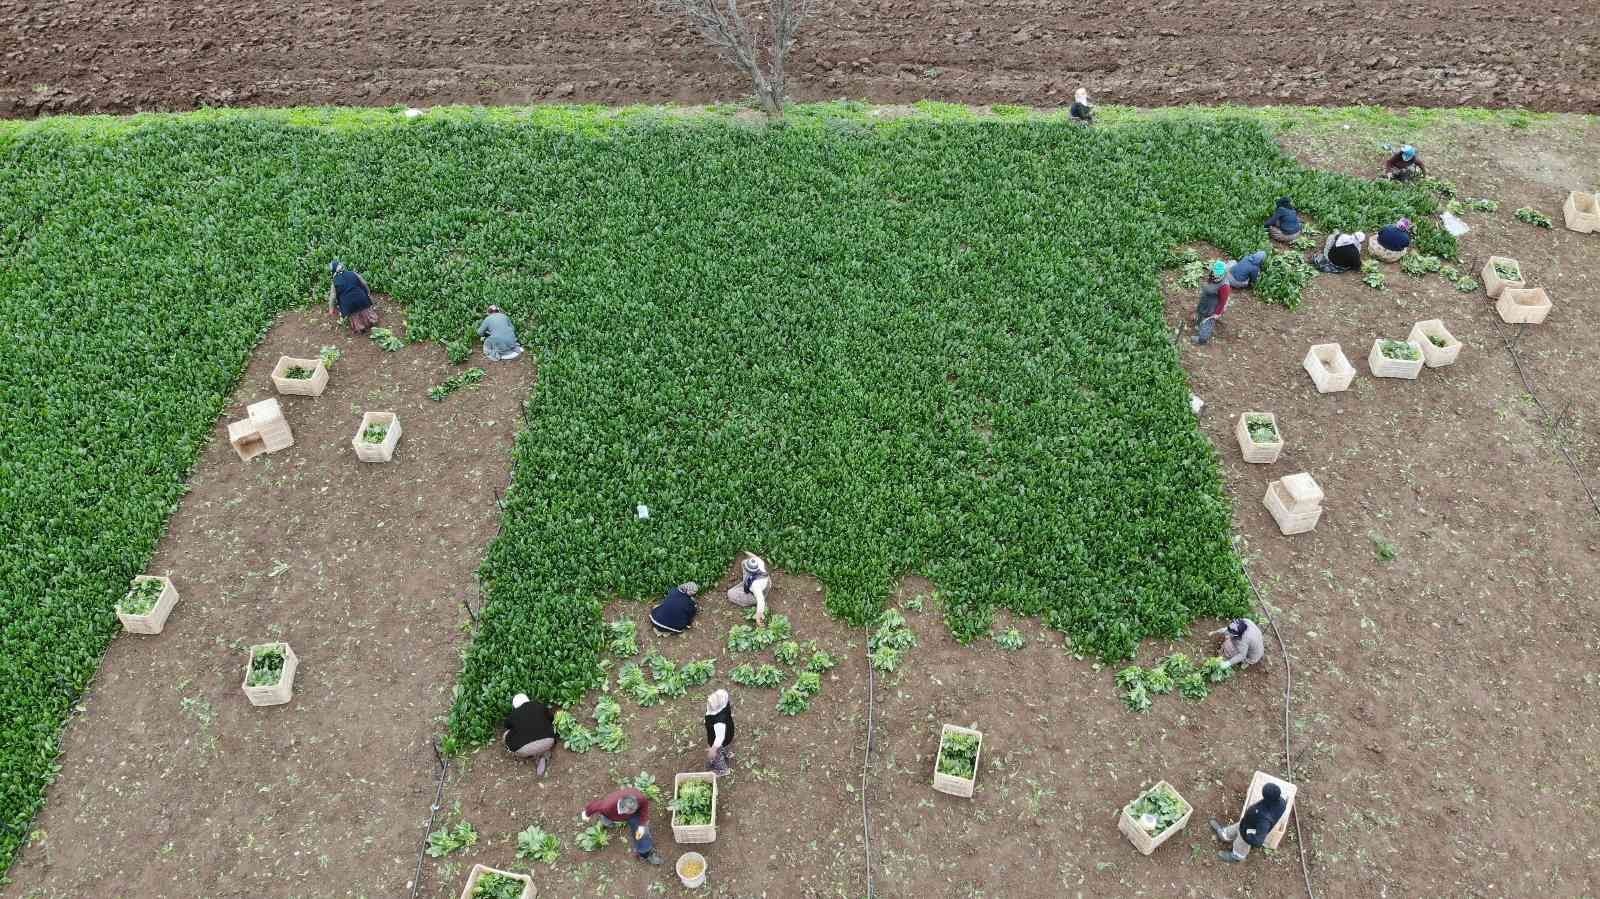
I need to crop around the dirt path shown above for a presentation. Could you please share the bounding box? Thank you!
[0,309,535,899]
[3,0,1597,118]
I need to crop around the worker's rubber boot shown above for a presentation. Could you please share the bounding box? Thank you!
[644,852,665,865]
[1208,818,1228,842]
[1216,850,1242,863]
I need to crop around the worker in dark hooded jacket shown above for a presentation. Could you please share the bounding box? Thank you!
[1210,782,1289,862]
[1225,251,1268,290]
[1264,198,1303,243]
[326,260,380,333]
[649,582,701,634]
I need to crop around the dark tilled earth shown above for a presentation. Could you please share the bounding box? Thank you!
[2,0,1597,118]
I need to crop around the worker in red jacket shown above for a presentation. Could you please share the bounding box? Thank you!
[1192,261,1231,345]
[582,787,663,865]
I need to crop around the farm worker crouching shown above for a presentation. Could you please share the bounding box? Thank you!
[1212,618,1264,670]
[1311,231,1365,273]
[1265,197,1303,243]
[1384,145,1427,182]
[1070,87,1094,125]
[326,260,380,334]
[1370,218,1412,262]
[503,693,556,776]
[726,554,772,626]
[1225,251,1268,290]
[582,787,663,865]
[476,305,523,361]
[1192,261,1231,346]
[649,581,701,634]
[704,689,736,776]
[1209,782,1289,863]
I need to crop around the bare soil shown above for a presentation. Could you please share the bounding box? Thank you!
[3,0,1598,118]
[8,116,1600,899]
[1,307,536,899]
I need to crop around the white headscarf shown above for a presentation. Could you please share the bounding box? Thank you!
[1334,231,1366,248]
[512,693,529,709]
[1075,87,1090,105]
[706,689,730,716]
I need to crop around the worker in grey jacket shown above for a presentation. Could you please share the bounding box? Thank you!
[1213,618,1264,669]
[1225,251,1268,290]
[476,305,523,361]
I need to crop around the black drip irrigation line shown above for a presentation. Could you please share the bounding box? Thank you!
[1242,569,1317,899]
[409,738,450,899]
[859,645,877,899]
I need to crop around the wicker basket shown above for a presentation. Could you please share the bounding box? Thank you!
[229,398,295,460]
[1117,781,1193,855]
[1235,413,1283,464]
[241,642,298,707]
[457,865,534,899]
[671,772,719,844]
[1408,320,1461,368]
[271,356,330,397]
[116,575,180,635]
[1241,771,1299,851]
[1564,191,1599,233]
[1368,339,1424,380]
[1497,287,1551,324]
[1481,256,1525,299]
[352,412,402,462]
[1302,344,1355,394]
[931,723,984,798]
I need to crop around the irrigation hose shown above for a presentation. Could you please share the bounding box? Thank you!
[409,738,450,899]
[860,644,877,899]
[1242,570,1317,899]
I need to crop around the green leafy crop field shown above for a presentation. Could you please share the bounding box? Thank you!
[0,106,1445,868]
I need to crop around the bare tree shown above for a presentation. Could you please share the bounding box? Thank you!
[656,0,814,118]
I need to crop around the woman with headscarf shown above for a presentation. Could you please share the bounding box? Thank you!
[703,689,735,776]
[1211,618,1264,670]
[1225,251,1269,290]
[1369,218,1413,262]
[476,304,523,361]
[1210,782,1289,862]
[1069,87,1094,125]
[1264,197,1303,243]
[326,260,380,334]
[1384,145,1427,182]
[726,553,772,627]
[1192,261,1231,346]
[502,693,556,776]
[649,581,702,634]
[1311,231,1365,273]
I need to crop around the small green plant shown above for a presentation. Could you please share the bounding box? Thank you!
[1371,533,1398,562]
[425,820,478,857]
[428,366,487,401]
[576,820,611,852]
[617,663,661,707]
[1126,783,1190,835]
[469,871,528,899]
[1423,177,1458,200]
[606,619,638,657]
[369,327,404,351]
[1400,252,1442,277]
[1177,671,1210,701]
[1515,206,1553,229]
[1142,667,1174,695]
[776,684,812,715]
[118,578,164,616]
[1201,656,1234,684]
[994,627,1025,651]
[620,771,666,804]
[361,423,389,444]
[775,640,801,665]
[730,663,784,688]
[1175,254,1208,290]
[1379,339,1421,362]
[284,365,314,379]
[318,345,341,369]
[593,695,622,728]
[726,623,777,653]
[805,650,838,673]
[444,337,472,364]
[1361,259,1387,291]
[678,659,716,687]
[1427,333,1448,348]
[869,609,918,673]
[937,729,981,780]
[553,709,596,753]
[245,644,286,687]
[515,824,560,865]
[670,778,715,825]
[1245,415,1278,445]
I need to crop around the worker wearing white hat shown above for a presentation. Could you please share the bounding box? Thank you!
[726,554,772,627]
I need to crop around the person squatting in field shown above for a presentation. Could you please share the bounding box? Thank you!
[326,260,379,333]
[726,554,772,626]
[502,693,556,776]
[1212,618,1264,670]
[1070,87,1094,124]
[1384,144,1427,182]
[476,304,523,361]
[1265,197,1303,243]
[649,581,701,634]
[1192,261,1231,345]
[704,689,735,776]
[582,787,663,864]
[1224,251,1268,290]
[1312,230,1365,273]
[1210,782,1289,862]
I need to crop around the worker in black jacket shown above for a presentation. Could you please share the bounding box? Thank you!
[503,693,556,776]
[1210,782,1288,862]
